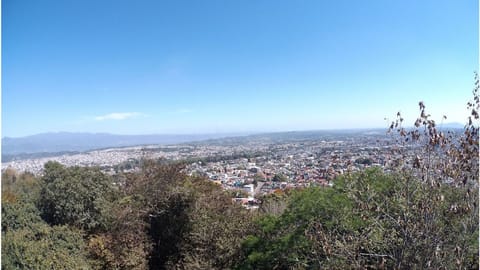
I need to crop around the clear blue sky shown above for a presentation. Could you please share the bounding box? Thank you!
[2,0,478,137]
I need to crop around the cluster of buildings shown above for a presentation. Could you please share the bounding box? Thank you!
[3,131,426,207]
[185,136,410,201]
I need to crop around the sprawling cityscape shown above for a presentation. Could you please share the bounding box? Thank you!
[3,0,477,268]
[3,130,427,204]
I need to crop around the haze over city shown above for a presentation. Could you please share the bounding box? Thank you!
[3,0,478,137]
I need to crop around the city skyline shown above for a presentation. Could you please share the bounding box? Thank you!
[3,0,478,137]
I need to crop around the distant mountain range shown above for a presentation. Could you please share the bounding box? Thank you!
[2,132,249,156]
[2,123,465,160]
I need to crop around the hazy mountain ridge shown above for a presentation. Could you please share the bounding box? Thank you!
[1,132,249,156]
[2,124,464,161]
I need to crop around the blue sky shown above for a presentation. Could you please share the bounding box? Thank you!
[2,0,478,137]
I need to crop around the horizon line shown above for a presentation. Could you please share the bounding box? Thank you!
[2,122,466,139]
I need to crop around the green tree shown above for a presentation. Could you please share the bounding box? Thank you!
[38,161,118,232]
[2,199,43,233]
[173,177,255,269]
[2,185,90,269]
[239,174,362,269]
[2,223,89,269]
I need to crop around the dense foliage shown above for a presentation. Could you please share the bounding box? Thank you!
[2,161,478,269]
[240,169,478,269]
[2,168,90,269]
[38,161,118,232]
